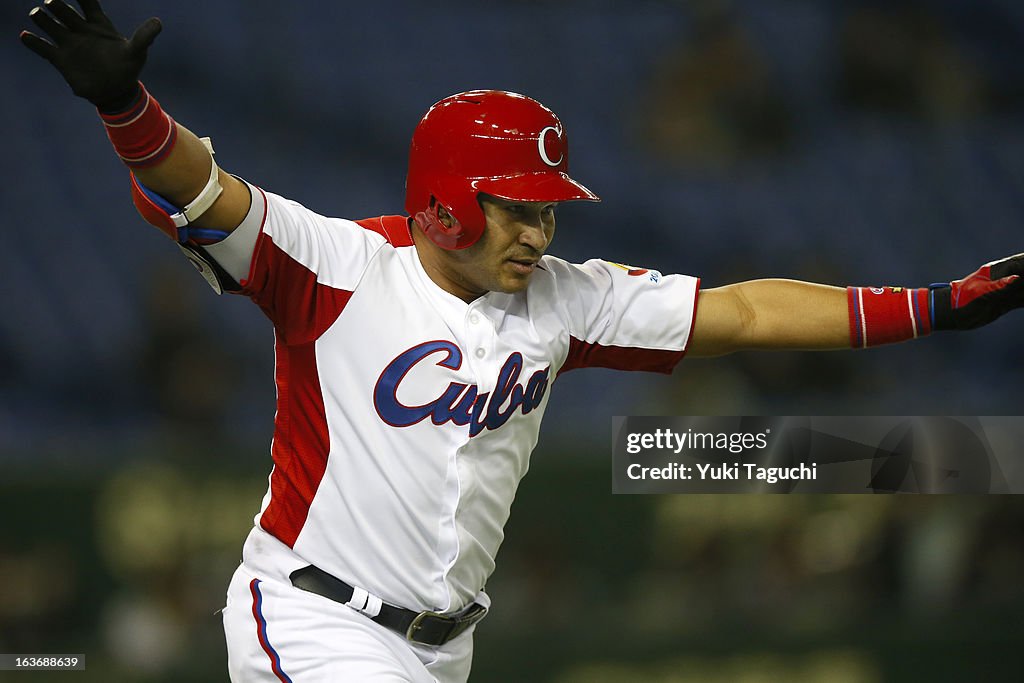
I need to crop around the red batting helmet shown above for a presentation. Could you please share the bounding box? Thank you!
[405,90,600,250]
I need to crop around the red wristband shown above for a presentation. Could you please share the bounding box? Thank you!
[848,286,933,348]
[98,83,177,168]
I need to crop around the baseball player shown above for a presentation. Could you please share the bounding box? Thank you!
[20,1,1024,681]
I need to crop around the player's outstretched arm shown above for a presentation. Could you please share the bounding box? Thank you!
[689,279,848,356]
[20,0,249,235]
[688,254,1024,357]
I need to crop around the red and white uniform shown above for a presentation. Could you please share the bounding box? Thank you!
[213,182,699,682]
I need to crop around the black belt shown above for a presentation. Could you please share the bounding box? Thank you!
[289,565,488,647]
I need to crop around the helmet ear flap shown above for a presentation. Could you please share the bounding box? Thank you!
[413,197,465,250]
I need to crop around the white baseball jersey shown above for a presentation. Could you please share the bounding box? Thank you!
[207,181,700,616]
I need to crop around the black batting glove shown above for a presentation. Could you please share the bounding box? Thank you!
[19,0,161,112]
[931,253,1024,331]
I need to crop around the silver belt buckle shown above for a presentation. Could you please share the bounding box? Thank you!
[405,610,447,643]
[405,604,488,645]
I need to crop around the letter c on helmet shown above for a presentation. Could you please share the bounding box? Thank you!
[538,126,563,167]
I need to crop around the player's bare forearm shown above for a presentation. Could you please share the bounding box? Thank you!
[690,254,1024,356]
[133,124,250,232]
[689,279,849,357]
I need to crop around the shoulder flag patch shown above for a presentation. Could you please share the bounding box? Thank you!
[607,261,661,283]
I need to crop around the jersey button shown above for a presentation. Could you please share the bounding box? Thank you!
[475,348,486,359]
[469,314,480,325]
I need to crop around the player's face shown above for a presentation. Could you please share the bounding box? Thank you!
[434,194,557,301]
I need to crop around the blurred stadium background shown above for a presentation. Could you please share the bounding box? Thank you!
[2,0,1024,680]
